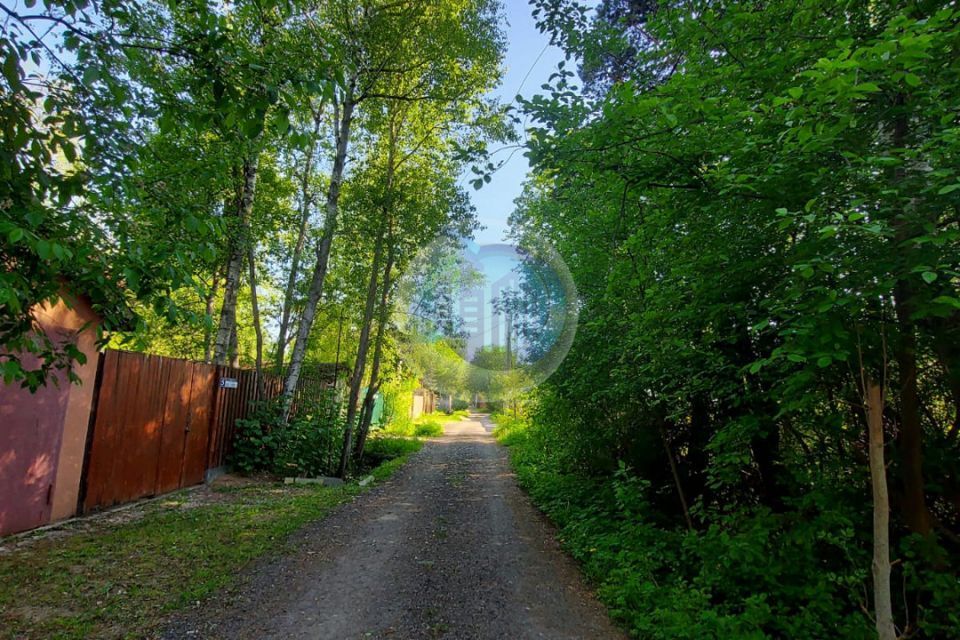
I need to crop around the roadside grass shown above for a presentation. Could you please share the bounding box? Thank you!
[490,412,526,445]
[0,437,421,640]
[412,410,470,437]
[362,434,424,468]
[382,409,468,438]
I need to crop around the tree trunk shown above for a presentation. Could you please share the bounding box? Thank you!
[213,215,244,364]
[752,419,787,512]
[355,118,403,460]
[658,421,694,531]
[228,320,240,368]
[213,156,259,365]
[894,278,932,536]
[355,380,381,461]
[865,378,897,640]
[686,394,712,505]
[276,106,324,369]
[283,86,356,411]
[202,269,220,364]
[337,219,386,478]
[355,244,396,462]
[247,244,266,399]
[889,92,931,536]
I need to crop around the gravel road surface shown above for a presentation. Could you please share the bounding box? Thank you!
[163,413,624,640]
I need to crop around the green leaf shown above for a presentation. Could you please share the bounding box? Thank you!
[932,296,960,309]
[921,271,937,284]
[2,50,20,86]
[123,268,140,291]
[937,183,960,195]
[82,66,100,85]
[904,73,921,87]
[36,239,53,260]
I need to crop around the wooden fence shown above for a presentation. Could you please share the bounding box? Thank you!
[79,350,338,513]
[411,387,436,419]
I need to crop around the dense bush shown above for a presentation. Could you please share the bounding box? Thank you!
[414,420,444,437]
[379,378,417,436]
[230,395,345,477]
[495,415,960,639]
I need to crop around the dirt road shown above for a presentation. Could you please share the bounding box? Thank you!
[164,414,624,640]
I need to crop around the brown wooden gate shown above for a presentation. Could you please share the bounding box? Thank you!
[81,350,216,512]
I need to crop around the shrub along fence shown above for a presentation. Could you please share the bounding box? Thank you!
[0,348,339,535]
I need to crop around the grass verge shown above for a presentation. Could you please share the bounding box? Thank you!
[382,409,469,438]
[0,437,421,640]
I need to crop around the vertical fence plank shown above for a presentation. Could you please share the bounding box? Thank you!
[155,356,191,495]
[206,366,224,471]
[182,362,215,486]
[82,350,119,511]
[110,351,147,506]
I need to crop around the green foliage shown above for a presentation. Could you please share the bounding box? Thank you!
[362,435,423,467]
[414,420,444,438]
[412,410,468,437]
[496,415,880,639]
[490,412,526,443]
[514,0,960,636]
[382,410,444,438]
[230,395,345,477]
[231,408,284,474]
[380,376,418,435]
[3,0,507,390]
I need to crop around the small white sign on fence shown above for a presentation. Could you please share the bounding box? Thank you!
[219,377,239,389]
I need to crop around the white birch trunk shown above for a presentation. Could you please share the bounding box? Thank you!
[213,156,259,365]
[865,378,897,640]
[283,86,356,410]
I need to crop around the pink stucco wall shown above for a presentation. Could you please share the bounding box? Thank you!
[0,293,100,536]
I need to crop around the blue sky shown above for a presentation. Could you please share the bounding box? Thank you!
[466,1,568,245]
